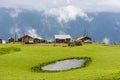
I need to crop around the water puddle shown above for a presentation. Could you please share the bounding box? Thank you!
[32,57,91,72]
[41,59,85,71]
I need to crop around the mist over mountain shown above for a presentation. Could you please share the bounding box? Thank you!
[0,8,120,43]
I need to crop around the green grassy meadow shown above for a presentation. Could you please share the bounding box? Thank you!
[0,44,120,80]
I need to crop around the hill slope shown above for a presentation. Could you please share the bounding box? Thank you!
[0,44,120,80]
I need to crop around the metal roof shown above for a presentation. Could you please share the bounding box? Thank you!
[55,35,71,39]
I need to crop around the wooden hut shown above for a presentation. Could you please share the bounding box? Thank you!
[18,35,34,44]
[77,36,92,43]
[8,38,14,43]
[54,35,71,43]
[34,38,41,43]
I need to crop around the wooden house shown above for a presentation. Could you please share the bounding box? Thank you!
[18,35,34,44]
[18,35,46,44]
[77,36,92,43]
[34,38,46,43]
[54,35,71,43]
[8,38,14,43]
[34,38,41,43]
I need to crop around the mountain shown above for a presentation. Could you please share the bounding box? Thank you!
[0,8,120,43]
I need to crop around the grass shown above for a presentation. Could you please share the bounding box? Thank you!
[0,44,120,80]
[0,47,21,55]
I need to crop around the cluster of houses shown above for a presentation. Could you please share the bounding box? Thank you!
[0,34,92,44]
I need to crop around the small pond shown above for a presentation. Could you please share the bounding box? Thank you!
[41,59,85,71]
[32,57,91,72]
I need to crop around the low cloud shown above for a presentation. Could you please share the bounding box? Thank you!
[44,5,93,23]
[103,37,110,44]
[27,27,42,39]
[1,0,120,23]
[10,25,21,37]
[10,26,43,39]
[10,8,22,18]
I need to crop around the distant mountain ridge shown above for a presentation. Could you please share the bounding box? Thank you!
[0,8,120,43]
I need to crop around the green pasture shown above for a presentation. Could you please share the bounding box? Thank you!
[0,44,120,80]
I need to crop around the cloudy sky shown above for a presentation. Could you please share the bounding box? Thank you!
[0,0,120,13]
[1,0,120,22]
